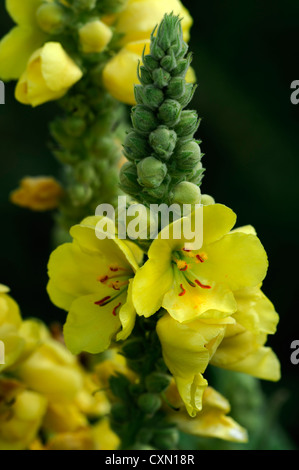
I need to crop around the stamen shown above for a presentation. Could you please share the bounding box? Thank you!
[98,275,109,283]
[94,296,111,306]
[196,254,205,263]
[195,280,211,289]
[178,284,186,296]
[112,302,122,316]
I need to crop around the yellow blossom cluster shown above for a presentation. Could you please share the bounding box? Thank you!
[47,201,280,427]
[0,284,119,450]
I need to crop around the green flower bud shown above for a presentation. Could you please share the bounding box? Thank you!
[97,0,129,14]
[137,157,167,188]
[175,140,202,169]
[172,54,192,78]
[145,372,172,394]
[137,428,153,444]
[69,184,93,206]
[137,393,162,414]
[110,402,129,423]
[131,105,158,135]
[156,14,182,51]
[189,162,205,185]
[174,110,200,140]
[123,131,151,161]
[177,83,196,108]
[158,99,182,127]
[149,126,177,160]
[160,50,177,72]
[36,3,66,34]
[201,194,215,205]
[122,338,145,359]
[171,181,201,205]
[64,116,86,137]
[138,65,154,85]
[166,77,186,100]
[143,178,170,200]
[152,68,171,88]
[75,162,97,185]
[73,0,97,10]
[150,36,165,60]
[142,54,159,72]
[152,428,180,450]
[119,161,142,195]
[135,85,164,109]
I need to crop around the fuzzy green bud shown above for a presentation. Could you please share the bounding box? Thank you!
[152,428,180,450]
[73,0,97,10]
[137,393,162,414]
[145,372,172,394]
[149,126,177,161]
[64,116,86,137]
[123,131,151,161]
[189,162,205,185]
[152,68,171,88]
[119,162,142,195]
[174,110,200,140]
[166,77,186,100]
[158,99,182,127]
[171,181,201,205]
[134,85,164,109]
[201,194,215,205]
[175,140,202,169]
[131,105,158,135]
[36,3,66,34]
[110,402,129,423]
[69,184,93,206]
[137,157,167,188]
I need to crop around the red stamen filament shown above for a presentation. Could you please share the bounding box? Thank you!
[94,296,111,306]
[195,280,211,289]
[178,284,186,296]
[112,302,121,316]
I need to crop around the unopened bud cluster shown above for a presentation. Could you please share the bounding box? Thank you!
[120,14,204,207]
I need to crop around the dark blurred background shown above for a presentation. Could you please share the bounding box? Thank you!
[0,0,298,448]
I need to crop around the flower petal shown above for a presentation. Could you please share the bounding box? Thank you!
[0,26,45,80]
[199,232,269,291]
[132,258,173,317]
[63,293,123,355]
[6,0,42,26]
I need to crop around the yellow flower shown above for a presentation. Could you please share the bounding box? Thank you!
[14,325,84,403]
[156,311,234,416]
[132,204,268,323]
[165,381,248,443]
[103,39,196,105]
[0,0,47,81]
[210,285,281,381]
[0,383,47,450]
[0,285,43,372]
[79,20,113,54]
[15,42,83,107]
[115,0,193,44]
[47,216,144,355]
[10,176,64,211]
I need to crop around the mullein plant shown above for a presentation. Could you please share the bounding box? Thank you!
[0,0,193,237]
[47,14,281,450]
